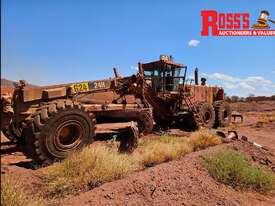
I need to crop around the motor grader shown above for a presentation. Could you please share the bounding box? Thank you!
[1,77,153,164]
[114,55,232,130]
[1,55,233,164]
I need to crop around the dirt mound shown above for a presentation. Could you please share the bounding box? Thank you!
[60,140,275,206]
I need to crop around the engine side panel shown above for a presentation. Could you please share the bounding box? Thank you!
[190,85,223,103]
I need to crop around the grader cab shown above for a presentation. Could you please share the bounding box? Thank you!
[142,55,187,92]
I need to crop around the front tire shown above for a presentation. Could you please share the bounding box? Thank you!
[23,100,95,164]
[196,102,215,128]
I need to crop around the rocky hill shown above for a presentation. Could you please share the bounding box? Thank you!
[1,78,37,88]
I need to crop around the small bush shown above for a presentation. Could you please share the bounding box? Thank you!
[189,130,222,151]
[204,150,275,192]
[1,178,42,206]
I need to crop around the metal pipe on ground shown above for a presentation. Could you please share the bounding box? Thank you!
[216,130,268,151]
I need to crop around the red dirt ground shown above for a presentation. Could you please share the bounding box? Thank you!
[60,140,275,206]
[1,100,275,205]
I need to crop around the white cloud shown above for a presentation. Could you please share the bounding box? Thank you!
[261,86,269,91]
[202,72,273,96]
[202,72,240,82]
[272,70,275,74]
[223,83,237,89]
[223,82,254,90]
[131,66,138,71]
[246,76,271,86]
[237,82,255,90]
[188,40,200,47]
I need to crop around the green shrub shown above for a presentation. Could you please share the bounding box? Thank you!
[204,150,275,192]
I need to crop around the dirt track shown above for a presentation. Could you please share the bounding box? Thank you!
[1,101,275,205]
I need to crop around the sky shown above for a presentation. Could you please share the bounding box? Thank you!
[1,0,275,97]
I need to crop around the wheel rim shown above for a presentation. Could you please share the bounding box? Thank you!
[54,120,83,151]
[203,111,211,123]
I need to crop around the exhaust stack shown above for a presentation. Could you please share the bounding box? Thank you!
[195,68,199,85]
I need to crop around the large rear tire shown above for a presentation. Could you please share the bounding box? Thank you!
[23,100,95,165]
[214,101,232,127]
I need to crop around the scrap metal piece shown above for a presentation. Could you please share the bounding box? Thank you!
[227,131,238,140]
[216,130,226,138]
[232,111,243,124]
[241,136,268,151]
[215,130,238,143]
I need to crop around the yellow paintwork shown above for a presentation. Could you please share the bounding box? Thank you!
[71,82,89,93]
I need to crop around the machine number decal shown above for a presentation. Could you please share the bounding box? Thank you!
[72,83,89,93]
[92,81,106,89]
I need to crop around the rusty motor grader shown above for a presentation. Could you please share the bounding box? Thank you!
[1,55,234,164]
[1,77,153,164]
[114,55,232,130]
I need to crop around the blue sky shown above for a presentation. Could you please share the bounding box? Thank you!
[1,0,275,97]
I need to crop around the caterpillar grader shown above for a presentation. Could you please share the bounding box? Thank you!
[113,55,232,130]
[1,55,233,164]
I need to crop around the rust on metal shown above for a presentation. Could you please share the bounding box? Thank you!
[1,55,235,164]
[42,87,67,99]
[232,111,244,124]
[113,67,119,78]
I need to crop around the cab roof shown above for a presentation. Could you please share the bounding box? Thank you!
[142,60,183,71]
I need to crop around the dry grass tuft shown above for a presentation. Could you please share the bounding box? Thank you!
[1,178,43,206]
[41,146,137,199]
[136,139,192,167]
[219,123,238,131]
[188,130,222,151]
[257,111,275,125]
[39,129,222,200]
[136,131,221,168]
